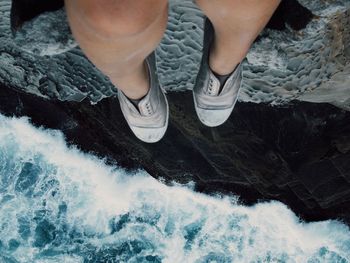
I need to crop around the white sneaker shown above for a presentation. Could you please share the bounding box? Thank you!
[193,19,243,127]
[118,52,169,143]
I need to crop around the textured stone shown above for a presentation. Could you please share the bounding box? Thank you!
[1,0,350,111]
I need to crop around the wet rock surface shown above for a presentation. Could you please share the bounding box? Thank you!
[1,84,350,225]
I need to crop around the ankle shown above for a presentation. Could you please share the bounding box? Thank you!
[209,53,240,76]
[208,33,249,75]
[110,61,150,100]
[118,84,149,100]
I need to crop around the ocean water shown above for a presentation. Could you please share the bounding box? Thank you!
[0,114,349,263]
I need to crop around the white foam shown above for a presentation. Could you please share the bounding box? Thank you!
[0,115,349,262]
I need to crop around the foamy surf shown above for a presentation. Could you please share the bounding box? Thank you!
[0,115,349,262]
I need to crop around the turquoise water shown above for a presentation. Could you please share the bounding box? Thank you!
[0,115,349,263]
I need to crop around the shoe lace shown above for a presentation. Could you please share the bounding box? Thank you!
[139,101,153,116]
[208,76,219,96]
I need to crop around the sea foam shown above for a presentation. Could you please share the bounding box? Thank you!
[0,114,349,262]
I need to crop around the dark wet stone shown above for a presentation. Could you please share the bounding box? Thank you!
[1,83,350,226]
[267,0,314,30]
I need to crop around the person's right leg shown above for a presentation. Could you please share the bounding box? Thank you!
[65,0,170,143]
[64,0,168,100]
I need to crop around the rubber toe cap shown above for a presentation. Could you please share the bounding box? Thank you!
[195,107,233,127]
[130,125,167,143]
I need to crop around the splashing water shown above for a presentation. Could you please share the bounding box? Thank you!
[0,115,349,263]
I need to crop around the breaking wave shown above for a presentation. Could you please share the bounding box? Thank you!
[0,115,349,262]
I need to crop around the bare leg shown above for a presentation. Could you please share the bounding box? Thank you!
[196,0,281,75]
[64,0,168,99]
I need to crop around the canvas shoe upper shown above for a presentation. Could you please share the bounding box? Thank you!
[118,52,169,143]
[193,19,243,127]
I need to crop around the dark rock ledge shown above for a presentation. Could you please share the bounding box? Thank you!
[1,84,350,225]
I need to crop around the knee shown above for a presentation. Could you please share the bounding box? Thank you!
[72,0,168,38]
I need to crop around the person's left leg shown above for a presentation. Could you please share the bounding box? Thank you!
[196,0,281,75]
[192,0,281,127]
